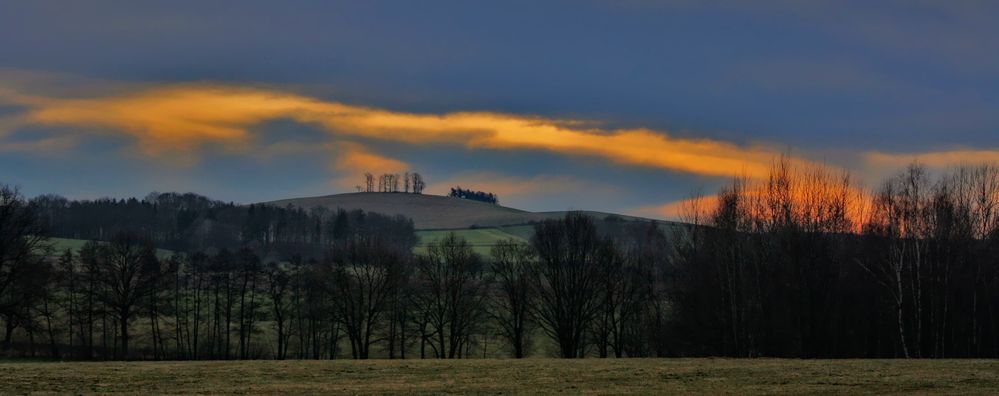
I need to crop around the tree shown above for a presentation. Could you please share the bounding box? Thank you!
[413,233,486,358]
[529,213,605,358]
[412,173,425,194]
[448,187,499,204]
[265,261,293,360]
[859,164,930,358]
[327,236,406,359]
[235,248,262,359]
[488,240,535,358]
[0,185,52,352]
[364,173,374,193]
[95,231,162,359]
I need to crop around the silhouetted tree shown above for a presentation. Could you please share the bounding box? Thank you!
[488,240,535,358]
[413,233,486,358]
[95,231,162,359]
[529,213,605,358]
[364,173,374,193]
[412,173,425,194]
[448,187,498,204]
[327,236,407,359]
[0,185,52,352]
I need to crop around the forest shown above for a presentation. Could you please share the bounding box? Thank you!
[3,157,999,360]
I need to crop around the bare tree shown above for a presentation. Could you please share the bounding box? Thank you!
[412,173,425,194]
[488,240,535,358]
[413,233,486,358]
[0,185,52,352]
[364,173,374,193]
[96,231,162,359]
[327,236,406,359]
[265,261,293,359]
[529,212,605,358]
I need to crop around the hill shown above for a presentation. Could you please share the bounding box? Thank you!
[265,192,682,255]
[267,192,565,229]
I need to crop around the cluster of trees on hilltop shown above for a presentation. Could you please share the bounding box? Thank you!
[361,172,425,194]
[448,187,498,204]
[5,156,999,360]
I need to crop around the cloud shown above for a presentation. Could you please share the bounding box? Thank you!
[1,80,793,179]
[0,135,77,153]
[329,141,410,189]
[865,148,999,170]
[629,196,712,221]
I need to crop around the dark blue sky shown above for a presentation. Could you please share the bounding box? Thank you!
[2,1,998,217]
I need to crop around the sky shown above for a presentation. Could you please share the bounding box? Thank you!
[1,1,998,218]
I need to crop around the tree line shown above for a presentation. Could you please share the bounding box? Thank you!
[29,191,417,260]
[361,172,425,194]
[4,157,999,359]
[448,187,499,205]
[671,158,999,358]
[3,182,668,359]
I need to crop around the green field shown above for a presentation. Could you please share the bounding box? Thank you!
[415,225,534,256]
[47,237,175,259]
[0,358,997,394]
[45,227,528,259]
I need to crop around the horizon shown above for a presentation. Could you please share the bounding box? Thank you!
[7,3,999,390]
[3,1,999,219]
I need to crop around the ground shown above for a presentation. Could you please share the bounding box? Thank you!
[264,192,664,229]
[415,225,533,255]
[1,358,998,395]
[48,237,175,258]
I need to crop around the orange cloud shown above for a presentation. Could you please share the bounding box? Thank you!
[1,82,793,179]
[332,141,409,175]
[866,149,999,169]
[326,142,410,189]
[630,195,714,221]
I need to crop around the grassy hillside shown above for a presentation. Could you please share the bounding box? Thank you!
[267,192,551,229]
[415,225,533,256]
[42,192,681,259]
[265,192,677,230]
[1,359,996,394]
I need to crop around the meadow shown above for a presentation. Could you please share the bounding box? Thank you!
[1,358,998,395]
[414,225,534,255]
[49,226,537,257]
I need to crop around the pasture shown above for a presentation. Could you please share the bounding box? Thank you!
[1,358,998,395]
[415,225,533,255]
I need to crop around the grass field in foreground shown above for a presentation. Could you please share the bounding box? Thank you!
[1,359,998,395]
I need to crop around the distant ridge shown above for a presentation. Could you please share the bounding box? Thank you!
[263,192,663,230]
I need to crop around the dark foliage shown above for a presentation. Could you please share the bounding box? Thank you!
[5,158,999,360]
[448,187,498,205]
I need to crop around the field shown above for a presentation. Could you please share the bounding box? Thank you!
[48,238,175,258]
[267,192,545,229]
[265,192,665,229]
[415,225,534,255]
[1,359,998,395]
